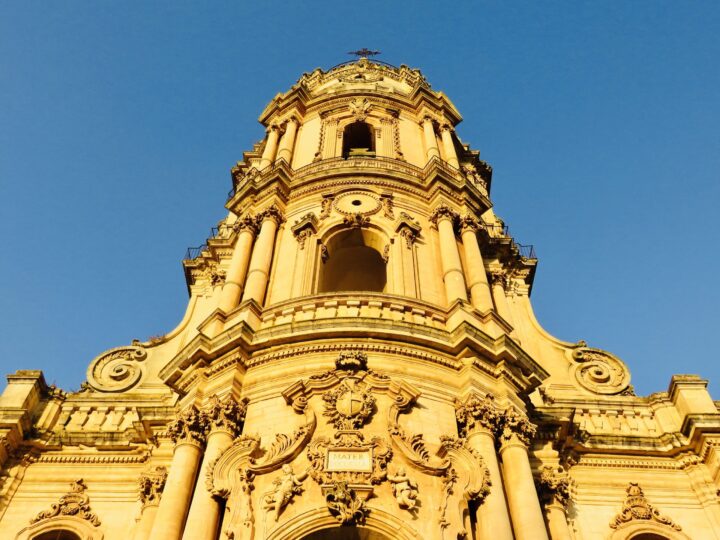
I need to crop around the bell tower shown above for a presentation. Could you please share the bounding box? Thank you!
[3,57,719,540]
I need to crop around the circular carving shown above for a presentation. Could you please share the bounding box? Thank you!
[333,191,381,217]
[86,345,147,393]
[569,346,631,395]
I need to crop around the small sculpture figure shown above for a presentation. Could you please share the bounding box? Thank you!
[388,467,419,510]
[263,464,308,522]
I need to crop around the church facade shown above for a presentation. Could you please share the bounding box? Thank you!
[1,58,719,540]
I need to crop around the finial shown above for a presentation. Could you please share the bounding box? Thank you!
[347,48,381,59]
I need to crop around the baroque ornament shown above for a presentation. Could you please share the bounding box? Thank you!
[205,395,248,438]
[570,345,632,395]
[610,482,682,531]
[86,345,147,393]
[166,405,209,447]
[536,465,571,508]
[31,479,101,526]
[388,467,419,511]
[138,466,168,508]
[322,376,376,430]
[262,464,309,522]
[324,480,368,524]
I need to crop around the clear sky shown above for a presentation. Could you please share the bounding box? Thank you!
[1,2,718,397]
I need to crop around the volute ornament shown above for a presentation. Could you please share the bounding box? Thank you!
[569,345,632,395]
[86,345,147,393]
[610,482,682,531]
[455,393,501,436]
[31,479,101,527]
[429,203,459,227]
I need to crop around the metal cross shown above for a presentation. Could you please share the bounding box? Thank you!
[348,48,381,59]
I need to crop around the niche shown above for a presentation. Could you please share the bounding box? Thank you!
[318,228,386,293]
[342,121,375,158]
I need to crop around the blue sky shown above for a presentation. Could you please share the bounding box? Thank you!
[1,2,718,397]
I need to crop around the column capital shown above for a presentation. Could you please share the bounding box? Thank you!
[167,405,209,448]
[138,466,168,509]
[490,270,508,289]
[440,123,454,133]
[455,393,501,436]
[458,215,480,233]
[257,204,286,226]
[232,214,259,235]
[266,123,281,134]
[204,395,248,438]
[497,407,536,448]
[429,203,459,227]
[536,465,572,510]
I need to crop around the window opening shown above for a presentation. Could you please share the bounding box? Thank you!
[342,122,375,158]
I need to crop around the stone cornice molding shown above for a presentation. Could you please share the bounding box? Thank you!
[166,405,209,448]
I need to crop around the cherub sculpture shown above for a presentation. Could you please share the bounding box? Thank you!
[263,464,308,521]
[388,467,419,510]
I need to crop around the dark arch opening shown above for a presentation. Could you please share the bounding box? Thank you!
[318,229,386,293]
[302,528,391,540]
[630,535,670,540]
[33,531,82,540]
[342,122,375,158]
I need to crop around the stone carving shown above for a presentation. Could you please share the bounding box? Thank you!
[320,195,334,220]
[388,467,419,510]
[396,212,422,249]
[166,405,209,447]
[257,204,285,225]
[349,97,371,121]
[138,466,168,508]
[322,377,376,430]
[222,469,255,540]
[461,163,486,189]
[233,214,258,235]
[438,467,458,530]
[205,395,248,437]
[307,432,392,486]
[320,243,329,263]
[291,213,319,250]
[382,244,390,263]
[262,464,309,521]
[458,215,479,233]
[429,203,459,227]
[391,116,404,159]
[497,407,536,447]
[536,465,571,508]
[31,479,101,526]
[570,345,632,395]
[324,481,367,524]
[455,393,501,436]
[343,213,370,229]
[490,271,507,289]
[380,193,395,219]
[86,345,147,393]
[610,482,682,531]
[336,350,368,371]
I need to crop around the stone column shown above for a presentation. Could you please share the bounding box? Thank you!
[134,467,168,540]
[422,116,440,162]
[217,215,258,314]
[149,407,208,540]
[241,205,285,305]
[276,118,298,164]
[440,124,459,168]
[430,205,468,304]
[537,466,573,540]
[259,125,280,169]
[459,217,494,312]
[182,396,247,540]
[498,409,548,540]
[490,271,514,324]
[456,395,514,540]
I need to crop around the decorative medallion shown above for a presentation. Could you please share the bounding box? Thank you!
[333,191,381,217]
[86,345,147,393]
[323,377,375,430]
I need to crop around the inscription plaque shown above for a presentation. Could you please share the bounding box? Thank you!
[326,450,373,472]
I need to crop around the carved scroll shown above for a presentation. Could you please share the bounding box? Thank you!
[569,346,632,395]
[86,345,147,393]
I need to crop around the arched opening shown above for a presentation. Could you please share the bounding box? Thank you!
[630,535,670,540]
[302,528,391,540]
[318,229,387,293]
[342,122,375,158]
[33,531,81,540]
